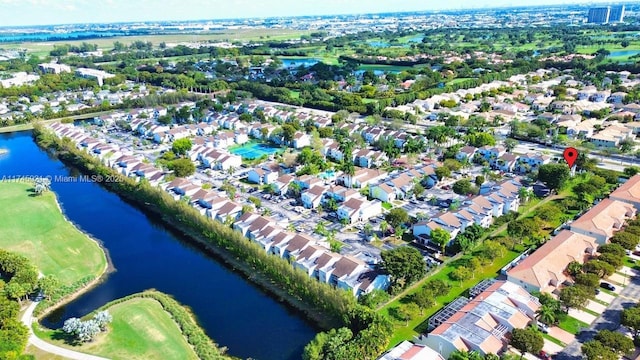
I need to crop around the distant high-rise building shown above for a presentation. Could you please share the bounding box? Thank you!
[588,7,611,24]
[609,5,625,23]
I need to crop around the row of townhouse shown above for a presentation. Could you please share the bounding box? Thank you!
[49,123,167,187]
[412,179,523,244]
[506,175,640,294]
[232,212,389,296]
[369,165,439,203]
[458,145,552,173]
[189,145,242,171]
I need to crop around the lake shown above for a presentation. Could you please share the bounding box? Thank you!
[280,57,321,68]
[608,50,640,58]
[0,131,316,360]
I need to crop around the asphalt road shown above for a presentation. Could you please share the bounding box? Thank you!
[555,270,640,360]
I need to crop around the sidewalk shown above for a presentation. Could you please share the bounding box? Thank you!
[20,302,110,360]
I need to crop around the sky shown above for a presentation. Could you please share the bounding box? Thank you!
[0,0,625,27]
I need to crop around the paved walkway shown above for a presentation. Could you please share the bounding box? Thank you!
[607,273,626,286]
[20,301,110,360]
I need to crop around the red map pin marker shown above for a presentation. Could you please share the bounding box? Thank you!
[563,147,579,168]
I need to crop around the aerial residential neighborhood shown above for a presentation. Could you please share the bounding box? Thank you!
[2,2,640,360]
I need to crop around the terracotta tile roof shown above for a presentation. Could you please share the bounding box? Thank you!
[610,175,640,206]
[570,199,636,238]
[507,230,598,288]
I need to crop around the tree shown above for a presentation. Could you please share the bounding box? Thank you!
[380,247,427,290]
[358,289,390,309]
[435,166,451,181]
[413,288,435,315]
[171,138,193,156]
[413,183,425,198]
[93,311,112,331]
[395,305,412,326]
[621,305,640,338]
[37,275,60,301]
[582,341,618,360]
[505,138,518,152]
[575,273,600,289]
[379,220,390,236]
[510,328,543,360]
[4,282,26,304]
[536,305,557,325]
[452,179,477,195]
[537,163,570,190]
[583,259,615,278]
[598,253,623,270]
[559,285,590,311]
[385,208,409,228]
[450,266,471,285]
[567,261,583,277]
[611,231,639,250]
[431,228,451,254]
[594,330,635,355]
[168,158,195,177]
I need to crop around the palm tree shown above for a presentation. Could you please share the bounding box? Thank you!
[518,187,533,204]
[379,220,389,237]
[536,305,556,325]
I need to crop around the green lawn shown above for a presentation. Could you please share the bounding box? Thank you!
[0,181,106,285]
[34,297,198,360]
[379,248,521,346]
[558,316,589,335]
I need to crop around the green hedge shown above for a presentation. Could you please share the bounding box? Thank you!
[87,290,233,360]
[34,275,95,316]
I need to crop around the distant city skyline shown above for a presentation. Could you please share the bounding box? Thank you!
[0,0,632,27]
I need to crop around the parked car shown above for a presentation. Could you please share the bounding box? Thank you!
[537,323,550,334]
[539,350,551,360]
[600,282,616,291]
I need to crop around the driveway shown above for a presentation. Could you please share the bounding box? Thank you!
[607,273,627,286]
[568,308,597,324]
[554,271,640,360]
[585,299,607,314]
[21,301,109,360]
[595,292,615,304]
[543,339,565,354]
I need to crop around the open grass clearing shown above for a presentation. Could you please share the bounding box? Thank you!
[34,297,198,360]
[0,182,106,285]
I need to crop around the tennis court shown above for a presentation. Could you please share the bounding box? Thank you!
[230,142,283,159]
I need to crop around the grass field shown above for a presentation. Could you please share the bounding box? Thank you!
[0,29,310,57]
[34,298,198,360]
[0,181,106,285]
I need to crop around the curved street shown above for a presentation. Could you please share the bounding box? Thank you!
[20,301,110,360]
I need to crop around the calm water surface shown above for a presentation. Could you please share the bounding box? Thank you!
[0,131,316,360]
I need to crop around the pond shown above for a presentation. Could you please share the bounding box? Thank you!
[280,57,321,68]
[608,50,640,58]
[0,131,316,360]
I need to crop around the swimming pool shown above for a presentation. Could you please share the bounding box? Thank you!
[318,170,336,180]
[230,142,283,160]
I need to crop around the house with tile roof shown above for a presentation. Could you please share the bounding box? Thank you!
[609,175,640,210]
[422,281,538,359]
[506,230,598,293]
[378,341,445,360]
[569,199,637,244]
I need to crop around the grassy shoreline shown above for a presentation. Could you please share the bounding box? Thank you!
[0,181,108,287]
[33,290,231,360]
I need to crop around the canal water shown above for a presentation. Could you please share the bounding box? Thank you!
[0,131,316,360]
